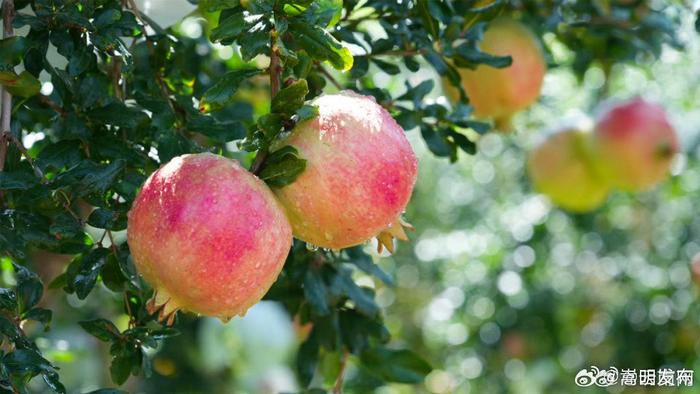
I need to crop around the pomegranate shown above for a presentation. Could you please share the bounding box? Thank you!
[528,128,609,212]
[127,153,292,322]
[271,91,418,251]
[593,98,679,191]
[449,18,546,130]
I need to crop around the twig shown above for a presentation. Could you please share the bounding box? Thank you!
[316,63,343,91]
[57,190,82,224]
[0,0,15,174]
[38,94,67,116]
[111,57,124,101]
[106,230,119,255]
[7,134,44,179]
[124,0,185,129]
[250,30,282,174]
[332,351,349,394]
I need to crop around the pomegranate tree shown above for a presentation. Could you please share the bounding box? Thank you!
[593,98,679,191]
[452,18,546,130]
[127,153,292,322]
[272,91,418,251]
[528,129,609,212]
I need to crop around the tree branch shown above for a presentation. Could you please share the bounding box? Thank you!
[0,0,15,173]
[332,350,349,394]
[250,30,282,174]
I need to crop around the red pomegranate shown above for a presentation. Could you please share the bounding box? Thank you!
[127,153,292,322]
[272,91,418,252]
[593,98,679,191]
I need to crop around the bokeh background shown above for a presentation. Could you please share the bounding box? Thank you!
[17,1,700,393]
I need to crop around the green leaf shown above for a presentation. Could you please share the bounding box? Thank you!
[68,47,95,77]
[109,341,142,385]
[272,79,309,116]
[0,170,39,190]
[49,212,83,240]
[0,70,41,97]
[297,329,320,387]
[188,115,247,143]
[0,288,17,310]
[89,103,149,129]
[330,268,379,318]
[42,371,66,394]
[0,315,20,339]
[259,146,307,187]
[290,22,353,71]
[0,36,29,68]
[54,159,125,195]
[344,247,393,285]
[199,69,261,112]
[339,310,389,354]
[238,22,271,61]
[417,0,439,38]
[79,319,121,342]
[3,349,54,375]
[68,248,110,299]
[199,0,240,12]
[211,13,261,43]
[360,347,432,384]
[84,389,128,394]
[37,140,84,171]
[296,104,319,122]
[420,126,452,157]
[150,328,180,340]
[371,58,401,75]
[454,41,512,69]
[87,209,122,230]
[302,266,330,315]
[15,264,43,313]
[93,9,122,29]
[23,308,52,327]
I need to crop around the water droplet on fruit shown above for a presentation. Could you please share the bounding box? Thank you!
[306,242,319,251]
[324,232,333,241]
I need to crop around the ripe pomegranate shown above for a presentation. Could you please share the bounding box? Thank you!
[272,91,418,251]
[127,153,292,322]
[449,18,546,130]
[528,128,609,212]
[593,98,679,191]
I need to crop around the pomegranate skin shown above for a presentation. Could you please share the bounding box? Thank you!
[127,153,292,320]
[528,129,609,212]
[593,98,679,191]
[272,91,418,249]
[455,18,546,128]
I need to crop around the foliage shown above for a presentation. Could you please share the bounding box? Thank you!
[0,0,695,392]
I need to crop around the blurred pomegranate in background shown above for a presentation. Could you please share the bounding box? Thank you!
[446,18,546,130]
[528,128,609,212]
[593,98,679,191]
